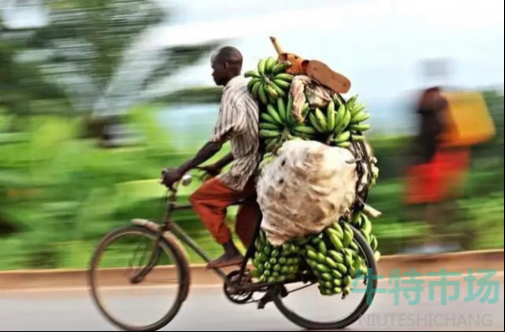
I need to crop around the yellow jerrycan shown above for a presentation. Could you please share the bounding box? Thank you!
[440,91,496,148]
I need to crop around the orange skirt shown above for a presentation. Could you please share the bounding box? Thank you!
[407,149,469,205]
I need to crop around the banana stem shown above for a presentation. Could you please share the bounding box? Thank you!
[363,204,382,218]
[270,37,284,55]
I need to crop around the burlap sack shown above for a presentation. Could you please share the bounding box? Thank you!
[257,140,358,246]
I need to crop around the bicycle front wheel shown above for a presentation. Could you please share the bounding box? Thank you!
[273,223,379,330]
[88,226,190,332]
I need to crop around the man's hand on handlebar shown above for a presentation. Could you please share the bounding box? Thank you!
[161,168,184,189]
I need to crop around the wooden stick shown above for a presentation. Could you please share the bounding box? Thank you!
[270,37,284,55]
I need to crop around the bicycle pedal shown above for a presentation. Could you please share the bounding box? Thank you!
[257,293,273,310]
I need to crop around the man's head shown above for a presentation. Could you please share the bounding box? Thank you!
[211,46,243,86]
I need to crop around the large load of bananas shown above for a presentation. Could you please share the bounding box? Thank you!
[247,55,381,297]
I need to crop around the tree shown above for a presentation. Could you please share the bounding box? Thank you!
[28,0,218,114]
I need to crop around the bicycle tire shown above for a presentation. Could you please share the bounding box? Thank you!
[88,226,191,332]
[273,223,379,330]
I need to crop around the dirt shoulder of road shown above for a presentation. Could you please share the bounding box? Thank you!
[0,250,503,291]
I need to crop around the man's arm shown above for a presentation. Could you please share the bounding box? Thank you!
[177,141,223,174]
[214,153,234,169]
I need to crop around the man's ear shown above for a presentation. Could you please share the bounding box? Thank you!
[223,62,229,70]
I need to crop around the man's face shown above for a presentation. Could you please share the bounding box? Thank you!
[212,59,228,86]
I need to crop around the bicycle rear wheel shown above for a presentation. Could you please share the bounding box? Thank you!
[88,226,190,331]
[273,224,379,330]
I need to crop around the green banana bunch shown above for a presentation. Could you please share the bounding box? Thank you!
[252,230,301,283]
[349,211,381,262]
[302,220,369,298]
[247,57,294,105]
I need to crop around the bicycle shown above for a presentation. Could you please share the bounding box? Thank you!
[88,158,379,331]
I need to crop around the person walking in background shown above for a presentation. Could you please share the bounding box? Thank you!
[405,60,472,254]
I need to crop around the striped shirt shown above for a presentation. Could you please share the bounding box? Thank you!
[211,75,261,191]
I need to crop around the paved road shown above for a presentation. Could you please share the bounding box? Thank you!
[0,276,503,331]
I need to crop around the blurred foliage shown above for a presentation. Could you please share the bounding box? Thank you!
[160,86,223,105]
[0,93,503,269]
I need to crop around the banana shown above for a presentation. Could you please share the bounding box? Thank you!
[362,215,372,235]
[317,264,331,274]
[334,287,344,295]
[334,131,351,144]
[309,113,325,133]
[260,130,281,139]
[293,125,316,135]
[351,111,371,124]
[346,95,359,109]
[334,94,344,107]
[321,273,333,282]
[265,85,279,100]
[266,138,280,152]
[301,103,310,119]
[318,241,328,255]
[267,104,283,124]
[326,229,344,243]
[351,103,366,117]
[244,70,261,78]
[371,235,379,251]
[350,123,371,132]
[374,251,382,262]
[274,79,291,90]
[329,250,344,264]
[343,231,353,248]
[258,58,267,75]
[342,108,352,130]
[325,257,339,269]
[306,249,318,261]
[344,276,353,287]
[258,83,269,105]
[252,81,262,99]
[248,78,261,92]
[334,279,343,287]
[349,241,359,252]
[362,231,371,244]
[270,82,286,98]
[260,122,280,130]
[332,223,345,238]
[275,73,295,82]
[326,101,337,132]
[261,112,278,125]
[344,253,354,267]
[338,142,352,148]
[333,104,348,135]
[314,108,328,132]
[272,61,292,75]
[337,263,348,274]
[286,95,294,125]
[351,134,366,142]
[343,287,352,297]
[265,57,278,74]
[332,269,343,279]
[317,253,327,264]
[329,234,344,251]
[277,98,287,123]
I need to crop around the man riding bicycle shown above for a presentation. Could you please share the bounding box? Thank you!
[162,46,262,269]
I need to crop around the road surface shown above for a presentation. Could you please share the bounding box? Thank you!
[0,275,503,331]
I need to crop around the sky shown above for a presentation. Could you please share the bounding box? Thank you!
[140,0,505,103]
[2,0,504,118]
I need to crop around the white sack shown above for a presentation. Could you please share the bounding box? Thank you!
[257,140,358,246]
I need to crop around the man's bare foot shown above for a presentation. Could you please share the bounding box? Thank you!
[207,253,243,269]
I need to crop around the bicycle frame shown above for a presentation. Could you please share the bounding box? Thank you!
[158,185,263,284]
